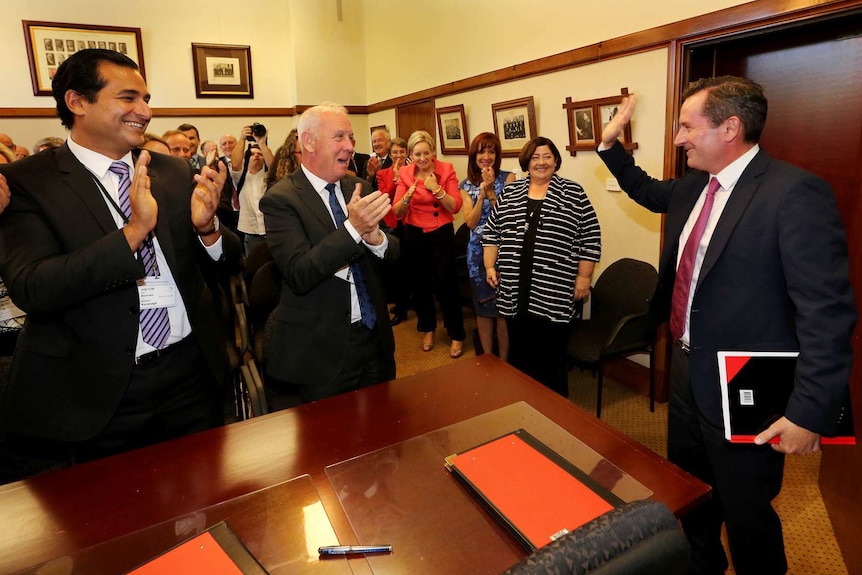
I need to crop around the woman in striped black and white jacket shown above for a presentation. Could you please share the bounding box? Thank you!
[482,137,601,396]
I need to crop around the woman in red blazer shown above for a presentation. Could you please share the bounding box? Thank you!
[393,130,466,357]
[376,137,410,324]
[376,137,408,229]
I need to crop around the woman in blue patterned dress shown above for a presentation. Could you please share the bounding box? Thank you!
[459,133,516,360]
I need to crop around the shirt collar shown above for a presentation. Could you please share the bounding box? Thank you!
[713,144,759,191]
[67,136,135,179]
[301,164,339,195]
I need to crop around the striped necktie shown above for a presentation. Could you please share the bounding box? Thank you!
[109,161,172,349]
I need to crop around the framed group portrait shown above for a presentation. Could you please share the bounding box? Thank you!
[563,89,638,156]
[491,97,537,157]
[22,20,145,96]
[191,43,254,98]
[435,104,469,155]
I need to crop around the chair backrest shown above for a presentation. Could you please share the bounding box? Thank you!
[590,258,657,326]
[248,261,282,329]
[244,240,273,286]
[500,500,689,575]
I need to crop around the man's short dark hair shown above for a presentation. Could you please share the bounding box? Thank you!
[52,48,139,129]
[177,123,199,138]
[683,76,768,143]
[519,136,562,173]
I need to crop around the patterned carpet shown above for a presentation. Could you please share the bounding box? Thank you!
[393,310,849,575]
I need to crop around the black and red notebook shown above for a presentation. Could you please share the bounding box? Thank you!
[717,351,855,445]
[444,429,623,552]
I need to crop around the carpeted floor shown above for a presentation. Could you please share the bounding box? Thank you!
[392,309,849,575]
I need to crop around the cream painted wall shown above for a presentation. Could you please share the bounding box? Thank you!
[362,0,754,103]
[290,0,367,105]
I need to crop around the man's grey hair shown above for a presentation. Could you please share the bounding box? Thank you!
[297,102,349,142]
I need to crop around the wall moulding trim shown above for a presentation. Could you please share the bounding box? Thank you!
[0,105,376,119]
[366,0,861,113]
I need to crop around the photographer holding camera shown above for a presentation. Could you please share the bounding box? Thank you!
[231,124,275,254]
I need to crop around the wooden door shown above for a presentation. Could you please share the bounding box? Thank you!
[395,99,435,141]
[683,13,862,572]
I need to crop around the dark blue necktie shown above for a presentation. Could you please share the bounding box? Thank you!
[109,161,172,349]
[325,183,377,330]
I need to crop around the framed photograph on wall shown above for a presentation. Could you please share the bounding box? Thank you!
[563,89,637,156]
[573,107,596,146]
[370,124,388,136]
[491,97,537,157]
[191,43,253,98]
[22,20,145,96]
[435,105,469,155]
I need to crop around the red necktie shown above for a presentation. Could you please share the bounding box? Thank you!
[670,177,721,341]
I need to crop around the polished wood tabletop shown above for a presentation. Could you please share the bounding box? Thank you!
[0,355,709,574]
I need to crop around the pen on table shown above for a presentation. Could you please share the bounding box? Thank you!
[318,544,393,555]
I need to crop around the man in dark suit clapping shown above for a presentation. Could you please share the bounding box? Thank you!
[260,103,398,402]
[0,49,241,465]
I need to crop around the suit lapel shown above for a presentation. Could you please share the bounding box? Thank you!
[56,144,118,235]
[293,169,336,231]
[697,150,769,287]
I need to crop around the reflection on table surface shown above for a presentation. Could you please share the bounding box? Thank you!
[14,475,352,575]
[326,402,652,575]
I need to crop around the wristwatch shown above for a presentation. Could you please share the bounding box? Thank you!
[196,215,220,236]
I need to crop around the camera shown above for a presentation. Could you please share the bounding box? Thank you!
[247,123,267,141]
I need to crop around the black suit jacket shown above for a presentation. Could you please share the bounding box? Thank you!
[259,169,399,386]
[350,152,371,180]
[0,145,241,441]
[599,141,855,433]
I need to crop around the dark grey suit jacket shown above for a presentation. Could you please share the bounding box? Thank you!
[599,141,855,433]
[0,145,241,440]
[259,169,398,387]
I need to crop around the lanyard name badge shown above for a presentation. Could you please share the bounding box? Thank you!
[92,175,177,310]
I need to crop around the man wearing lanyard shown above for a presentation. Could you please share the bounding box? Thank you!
[597,77,855,574]
[0,49,241,465]
[260,103,398,402]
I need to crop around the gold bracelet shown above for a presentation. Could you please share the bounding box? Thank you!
[433,187,446,200]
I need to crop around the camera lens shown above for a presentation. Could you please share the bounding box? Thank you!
[252,123,266,137]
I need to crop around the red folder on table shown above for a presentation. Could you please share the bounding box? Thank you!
[126,521,268,575]
[444,429,623,552]
[717,351,855,445]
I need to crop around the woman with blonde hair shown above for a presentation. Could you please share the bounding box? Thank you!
[393,130,466,357]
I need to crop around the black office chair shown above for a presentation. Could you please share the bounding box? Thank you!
[248,261,282,364]
[500,500,689,575]
[567,258,658,418]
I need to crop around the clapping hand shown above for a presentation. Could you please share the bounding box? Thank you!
[423,172,438,193]
[481,167,496,202]
[347,183,391,241]
[192,158,226,234]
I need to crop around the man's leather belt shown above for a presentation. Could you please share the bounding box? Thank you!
[135,341,179,366]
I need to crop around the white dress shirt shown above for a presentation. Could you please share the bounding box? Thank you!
[68,137,223,357]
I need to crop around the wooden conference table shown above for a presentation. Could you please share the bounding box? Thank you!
[0,355,710,574]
